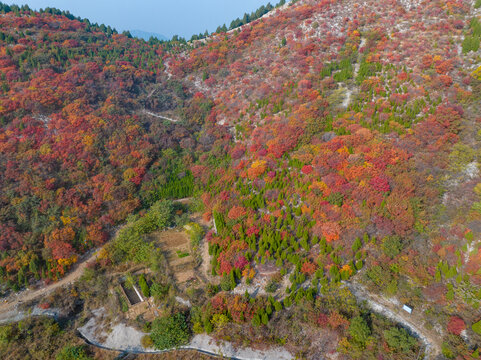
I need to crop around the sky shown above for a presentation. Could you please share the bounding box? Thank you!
[6,0,274,39]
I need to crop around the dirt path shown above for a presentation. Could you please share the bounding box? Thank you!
[142,109,180,123]
[346,282,442,359]
[341,36,365,108]
[199,237,217,284]
[0,197,198,317]
[176,197,193,204]
[0,248,100,315]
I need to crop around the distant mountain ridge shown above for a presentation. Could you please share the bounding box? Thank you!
[130,29,168,41]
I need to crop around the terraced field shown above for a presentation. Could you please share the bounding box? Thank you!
[148,230,197,284]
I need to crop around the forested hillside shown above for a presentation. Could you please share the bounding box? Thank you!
[0,4,203,286]
[1,0,481,358]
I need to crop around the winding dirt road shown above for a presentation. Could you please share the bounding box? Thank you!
[0,244,442,360]
[346,282,442,359]
[0,197,192,317]
[0,193,441,359]
[0,248,100,316]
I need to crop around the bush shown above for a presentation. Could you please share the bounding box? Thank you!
[150,282,169,299]
[109,200,174,264]
[446,289,454,300]
[56,345,92,360]
[352,238,362,253]
[261,312,269,325]
[442,342,454,359]
[141,335,154,349]
[366,265,393,289]
[472,320,481,335]
[220,275,232,291]
[251,313,261,327]
[142,322,152,333]
[139,274,150,298]
[0,324,14,345]
[349,316,371,346]
[192,321,204,334]
[383,327,416,352]
[211,314,229,329]
[382,236,403,258]
[117,289,129,312]
[448,143,476,173]
[447,316,465,336]
[265,279,279,293]
[462,36,480,53]
[206,283,219,296]
[329,265,340,282]
[326,192,344,206]
[151,312,191,350]
[185,222,204,247]
[203,317,213,333]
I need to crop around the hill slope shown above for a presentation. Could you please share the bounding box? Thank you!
[0,5,203,283]
[0,0,481,358]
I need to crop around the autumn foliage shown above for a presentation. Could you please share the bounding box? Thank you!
[447,316,465,336]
